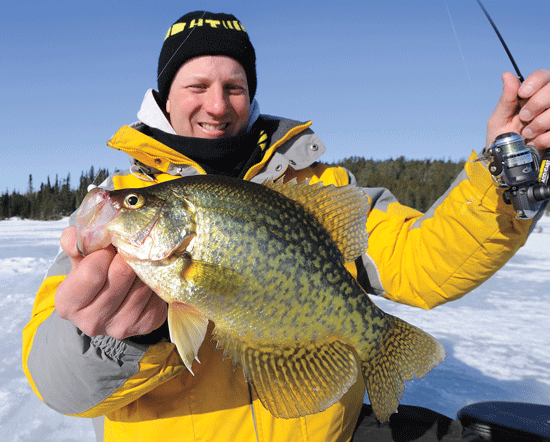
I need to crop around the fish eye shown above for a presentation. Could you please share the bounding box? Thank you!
[124,193,144,209]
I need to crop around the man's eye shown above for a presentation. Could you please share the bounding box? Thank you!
[226,84,246,94]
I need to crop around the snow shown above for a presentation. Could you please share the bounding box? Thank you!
[1,216,550,440]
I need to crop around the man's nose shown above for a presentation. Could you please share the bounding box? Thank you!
[203,86,229,116]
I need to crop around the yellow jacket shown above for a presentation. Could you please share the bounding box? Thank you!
[23,111,538,442]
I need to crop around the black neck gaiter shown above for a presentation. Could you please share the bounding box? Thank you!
[147,125,264,178]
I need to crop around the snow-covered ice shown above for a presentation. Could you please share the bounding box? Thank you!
[0,218,96,441]
[1,215,549,441]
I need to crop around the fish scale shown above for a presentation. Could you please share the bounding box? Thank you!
[188,183,353,340]
[75,174,445,421]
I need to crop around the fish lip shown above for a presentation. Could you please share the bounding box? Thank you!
[75,188,118,255]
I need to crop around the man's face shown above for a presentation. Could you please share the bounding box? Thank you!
[166,55,251,138]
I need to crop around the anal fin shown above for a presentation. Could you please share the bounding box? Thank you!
[168,302,209,374]
[216,329,359,419]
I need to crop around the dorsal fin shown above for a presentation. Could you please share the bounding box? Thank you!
[263,179,370,262]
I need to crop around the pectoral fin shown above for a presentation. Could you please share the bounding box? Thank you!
[215,329,359,419]
[182,259,244,296]
[168,303,209,374]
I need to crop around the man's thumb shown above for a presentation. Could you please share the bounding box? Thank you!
[492,72,521,123]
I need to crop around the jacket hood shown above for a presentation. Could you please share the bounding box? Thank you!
[135,89,260,135]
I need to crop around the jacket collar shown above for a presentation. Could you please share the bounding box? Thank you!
[109,90,326,183]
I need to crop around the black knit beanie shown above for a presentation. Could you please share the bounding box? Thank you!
[157,11,257,107]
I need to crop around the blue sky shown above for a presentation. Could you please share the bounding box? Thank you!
[2,0,549,193]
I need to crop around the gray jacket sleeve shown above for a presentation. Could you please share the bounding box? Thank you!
[28,309,147,414]
[26,214,149,415]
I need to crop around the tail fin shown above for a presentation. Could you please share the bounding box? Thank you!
[360,315,446,421]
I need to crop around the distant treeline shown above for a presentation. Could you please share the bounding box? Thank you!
[1,157,547,221]
[334,156,466,212]
[1,167,110,220]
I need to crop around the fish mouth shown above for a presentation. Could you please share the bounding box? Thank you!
[75,188,119,255]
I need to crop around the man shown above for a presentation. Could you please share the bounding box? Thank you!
[22,10,550,442]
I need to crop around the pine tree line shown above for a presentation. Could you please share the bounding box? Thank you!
[333,156,466,213]
[1,167,110,220]
[1,157,547,220]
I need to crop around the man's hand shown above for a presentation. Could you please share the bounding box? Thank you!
[55,226,168,340]
[486,69,550,153]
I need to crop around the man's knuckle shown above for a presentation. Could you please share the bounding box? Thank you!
[108,324,131,340]
[74,319,103,337]
[78,266,106,291]
[55,304,70,319]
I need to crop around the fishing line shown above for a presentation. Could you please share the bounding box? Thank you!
[445,0,471,82]
[157,10,207,81]
[87,170,108,192]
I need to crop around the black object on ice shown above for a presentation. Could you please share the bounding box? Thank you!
[457,401,550,441]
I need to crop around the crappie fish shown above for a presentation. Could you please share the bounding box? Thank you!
[75,175,445,421]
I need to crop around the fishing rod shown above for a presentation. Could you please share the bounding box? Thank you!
[471,0,550,219]
[475,0,524,82]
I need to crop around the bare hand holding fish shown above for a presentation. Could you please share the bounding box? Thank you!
[56,225,168,339]
[75,175,445,421]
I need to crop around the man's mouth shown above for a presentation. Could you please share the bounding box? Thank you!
[200,123,230,131]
